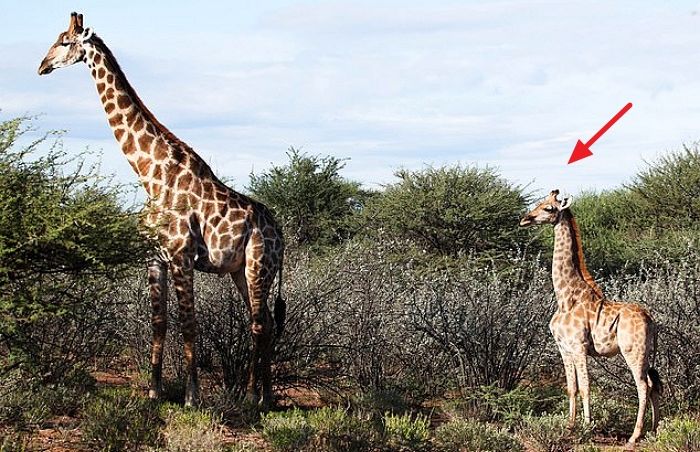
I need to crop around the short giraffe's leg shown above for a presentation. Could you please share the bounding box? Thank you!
[623,352,650,445]
[171,253,199,407]
[148,258,168,400]
[573,353,591,424]
[560,351,578,427]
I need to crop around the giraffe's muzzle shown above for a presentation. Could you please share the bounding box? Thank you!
[38,60,54,75]
[519,217,534,227]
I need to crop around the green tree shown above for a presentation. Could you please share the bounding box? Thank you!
[0,116,150,382]
[628,143,700,229]
[248,148,371,248]
[568,145,700,277]
[360,165,534,259]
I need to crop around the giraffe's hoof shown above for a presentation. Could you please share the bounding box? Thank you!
[148,389,160,400]
[184,396,199,408]
[184,385,200,407]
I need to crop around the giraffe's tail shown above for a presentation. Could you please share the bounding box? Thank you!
[648,367,663,396]
[273,255,286,338]
[647,322,662,395]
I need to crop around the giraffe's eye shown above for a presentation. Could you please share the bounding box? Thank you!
[544,206,555,212]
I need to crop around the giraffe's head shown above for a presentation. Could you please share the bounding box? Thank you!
[38,12,94,76]
[519,189,572,227]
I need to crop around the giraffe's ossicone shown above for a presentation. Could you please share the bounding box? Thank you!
[520,189,661,445]
[39,12,286,409]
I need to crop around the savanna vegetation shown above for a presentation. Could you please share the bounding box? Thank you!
[2,115,700,451]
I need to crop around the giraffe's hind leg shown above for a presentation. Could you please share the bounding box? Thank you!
[249,313,274,410]
[246,275,275,410]
[236,238,276,410]
[622,349,650,445]
[148,258,168,400]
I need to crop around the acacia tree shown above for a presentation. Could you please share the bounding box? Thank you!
[361,165,535,260]
[630,144,700,227]
[0,117,150,382]
[566,144,700,276]
[248,148,371,248]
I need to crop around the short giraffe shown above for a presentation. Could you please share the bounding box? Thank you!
[520,190,661,446]
[38,12,285,408]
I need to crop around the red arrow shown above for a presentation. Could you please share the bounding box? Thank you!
[568,102,633,164]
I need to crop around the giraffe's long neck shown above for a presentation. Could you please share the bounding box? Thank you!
[552,210,604,311]
[83,35,183,200]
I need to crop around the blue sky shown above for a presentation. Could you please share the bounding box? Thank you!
[3,1,700,197]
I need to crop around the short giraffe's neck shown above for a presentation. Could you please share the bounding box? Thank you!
[552,210,604,311]
[83,35,197,200]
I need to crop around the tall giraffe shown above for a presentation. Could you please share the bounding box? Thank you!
[38,12,285,408]
[519,190,661,445]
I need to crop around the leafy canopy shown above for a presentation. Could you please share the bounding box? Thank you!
[0,116,150,379]
[361,165,533,259]
[248,148,371,248]
[566,144,700,276]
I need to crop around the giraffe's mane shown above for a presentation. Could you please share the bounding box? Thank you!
[563,210,604,299]
[91,34,217,181]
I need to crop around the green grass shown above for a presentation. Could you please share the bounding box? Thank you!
[434,418,523,452]
[644,415,700,451]
[259,409,314,451]
[383,411,431,450]
[517,414,594,452]
[81,388,161,452]
[160,403,227,452]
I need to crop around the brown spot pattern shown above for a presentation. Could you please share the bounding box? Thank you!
[82,36,285,411]
[519,192,659,444]
[117,95,130,109]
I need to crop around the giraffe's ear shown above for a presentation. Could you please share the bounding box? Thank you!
[559,195,573,210]
[81,27,94,42]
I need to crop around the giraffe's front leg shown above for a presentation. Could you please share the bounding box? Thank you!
[170,253,199,407]
[573,353,591,424]
[560,351,578,428]
[148,258,168,400]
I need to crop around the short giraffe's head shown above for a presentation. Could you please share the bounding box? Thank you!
[38,12,94,75]
[519,189,572,227]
